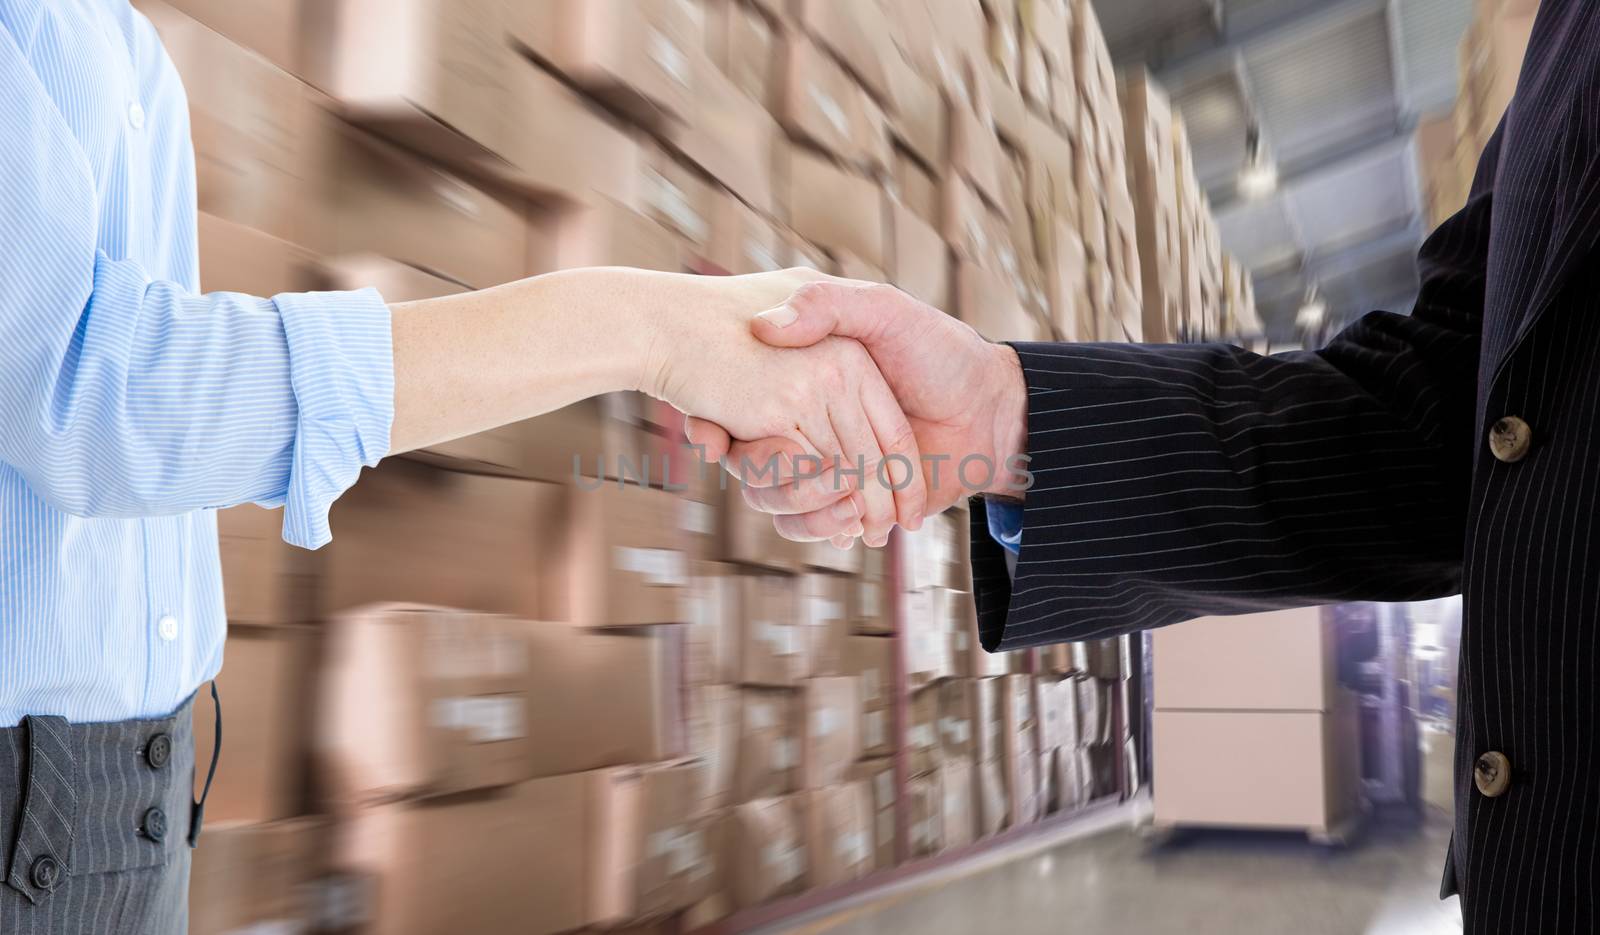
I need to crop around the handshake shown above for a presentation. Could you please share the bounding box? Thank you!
[644,268,1031,551]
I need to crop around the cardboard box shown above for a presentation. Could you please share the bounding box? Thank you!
[1000,674,1037,758]
[301,0,512,165]
[832,250,888,283]
[892,148,941,229]
[1152,608,1333,711]
[904,590,952,689]
[704,191,787,276]
[586,762,717,925]
[688,684,739,810]
[942,175,1012,272]
[302,116,525,289]
[938,757,977,850]
[685,564,737,686]
[1153,703,1361,833]
[320,461,556,619]
[189,819,325,935]
[974,757,1007,836]
[800,783,875,888]
[634,146,716,256]
[803,537,867,574]
[335,776,588,935]
[197,212,318,302]
[841,636,893,713]
[850,550,891,635]
[906,773,942,857]
[141,2,314,244]
[973,676,1002,763]
[848,758,898,870]
[883,53,947,169]
[949,591,1008,677]
[541,483,691,628]
[1076,677,1109,747]
[801,677,862,789]
[801,574,851,677]
[523,621,683,779]
[531,196,686,274]
[907,685,940,777]
[888,199,951,310]
[903,512,968,592]
[949,104,1005,210]
[956,260,1043,341]
[420,395,650,486]
[530,0,701,128]
[774,37,890,172]
[317,606,527,806]
[1037,677,1076,752]
[719,481,808,571]
[152,0,300,74]
[1006,746,1043,827]
[215,503,317,625]
[735,689,800,800]
[789,0,897,102]
[938,679,977,764]
[779,145,887,271]
[704,0,774,102]
[723,797,806,908]
[195,624,313,821]
[736,575,806,687]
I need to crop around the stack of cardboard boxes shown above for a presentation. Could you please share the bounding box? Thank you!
[1421,0,1536,228]
[149,0,1157,928]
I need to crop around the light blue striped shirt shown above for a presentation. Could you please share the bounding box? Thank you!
[0,0,393,727]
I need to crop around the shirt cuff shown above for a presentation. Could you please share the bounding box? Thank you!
[273,287,393,549]
[985,499,1024,556]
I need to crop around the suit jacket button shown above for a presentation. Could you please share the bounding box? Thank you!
[1488,417,1532,463]
[142,807,168,843]
[145,732,171,769]
[1474,751,1512,797]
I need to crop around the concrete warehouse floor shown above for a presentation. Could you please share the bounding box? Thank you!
[773,799,1462,935]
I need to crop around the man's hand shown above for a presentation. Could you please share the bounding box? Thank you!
[640,270,928,544]
[685,280,1029,547]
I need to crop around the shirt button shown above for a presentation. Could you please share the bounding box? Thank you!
[1488,416,1532,463]
[30,854,60,891]
[1474,751,1512,797]
[127,100,145,130]
[157,615,178,642]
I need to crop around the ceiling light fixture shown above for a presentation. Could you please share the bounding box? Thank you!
[1238,122,1279,199]
[1296,284,1327,329]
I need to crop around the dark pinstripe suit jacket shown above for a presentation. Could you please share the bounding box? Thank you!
[968,2,1600,929]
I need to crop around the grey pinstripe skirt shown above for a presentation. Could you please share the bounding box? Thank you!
[0,695,201,934]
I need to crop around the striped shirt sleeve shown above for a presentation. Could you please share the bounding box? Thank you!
[970,124,1503,653]
[0,19,391,549]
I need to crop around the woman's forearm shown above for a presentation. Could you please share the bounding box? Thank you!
[387,266,666,455]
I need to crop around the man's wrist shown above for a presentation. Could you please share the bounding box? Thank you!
[983,342,1029,500]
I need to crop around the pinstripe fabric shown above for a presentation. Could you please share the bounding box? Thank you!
[0,697,197,933]
[0,0,393,727]
[969,1,1600,927]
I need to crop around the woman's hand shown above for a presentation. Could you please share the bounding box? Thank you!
[635,268,927,545]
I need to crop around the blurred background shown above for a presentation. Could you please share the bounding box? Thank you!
[158,0,1519,932]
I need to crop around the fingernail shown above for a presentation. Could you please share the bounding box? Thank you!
[831,499,859,523]
[756,305,798,328]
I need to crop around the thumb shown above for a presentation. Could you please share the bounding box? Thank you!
[752,280,891,349]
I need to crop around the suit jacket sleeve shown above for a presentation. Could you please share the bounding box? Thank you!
[969,124,1504,652]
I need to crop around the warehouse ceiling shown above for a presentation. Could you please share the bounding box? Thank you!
[1091,0,1474,344]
